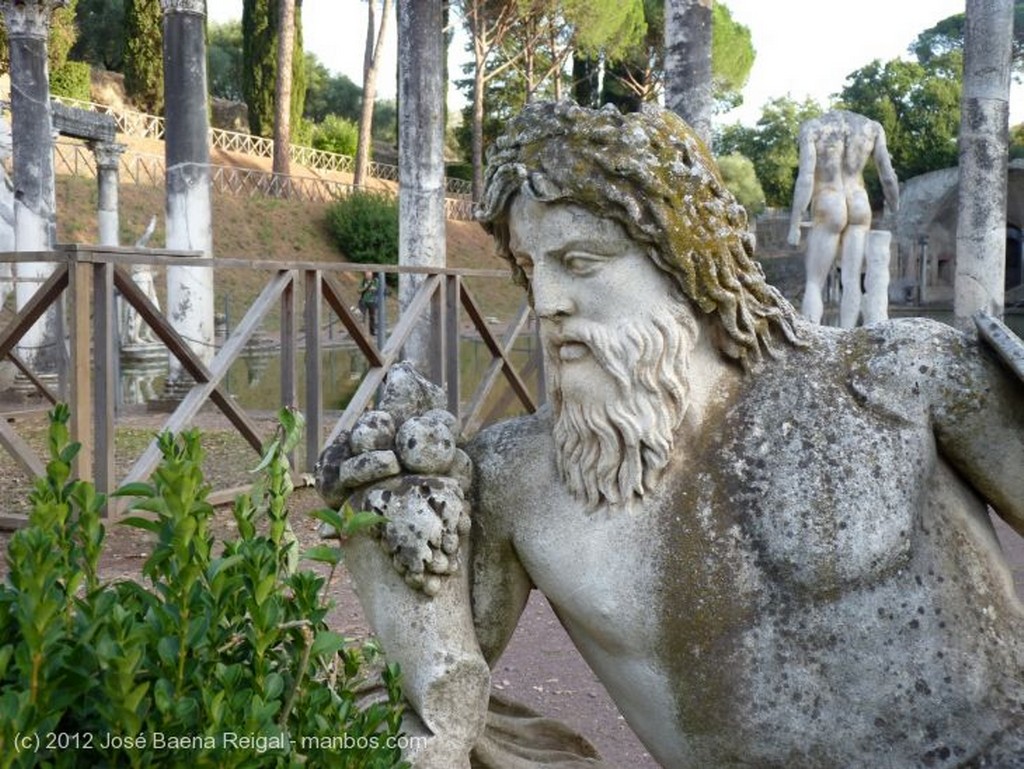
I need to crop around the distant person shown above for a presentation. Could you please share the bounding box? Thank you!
[788,110,899,327]
[358,270,380,336]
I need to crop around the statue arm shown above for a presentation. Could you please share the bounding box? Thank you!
[932,345,1024,538]
[465,429,535,664]
[788,128,816,246]
[470,502,533,664]
[872,126,900,215]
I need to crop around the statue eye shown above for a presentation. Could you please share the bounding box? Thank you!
[563,253,603,276]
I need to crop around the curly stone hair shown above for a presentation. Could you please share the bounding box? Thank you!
[476,101,805,370]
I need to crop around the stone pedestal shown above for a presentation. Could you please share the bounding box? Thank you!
[862,230,892,325]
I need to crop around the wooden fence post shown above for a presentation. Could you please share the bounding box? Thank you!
[68,247,93,483]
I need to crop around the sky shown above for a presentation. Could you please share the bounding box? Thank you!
[206,0,1014,126]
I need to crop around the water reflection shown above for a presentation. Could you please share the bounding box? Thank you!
[117,334,543,418]
[117,311,1021,413]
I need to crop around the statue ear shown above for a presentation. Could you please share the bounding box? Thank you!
[527,172,560,201]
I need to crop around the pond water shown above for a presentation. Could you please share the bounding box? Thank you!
[118,333,544,421]
[118,309,1023,415]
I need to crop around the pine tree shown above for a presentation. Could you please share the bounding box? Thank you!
[123,0,164,114]
[243,0,305,138]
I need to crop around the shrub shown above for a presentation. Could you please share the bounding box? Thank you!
[50,60,92,101]
[0,405,407,769]
[312,115,359,157]
[326,191,398,268]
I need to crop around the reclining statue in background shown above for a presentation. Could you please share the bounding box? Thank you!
[318,102,1024,769]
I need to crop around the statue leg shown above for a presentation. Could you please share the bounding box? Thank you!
[839,224,868,328]
[801,226,840,324]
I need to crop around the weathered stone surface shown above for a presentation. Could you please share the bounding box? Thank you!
[362,477,468,590]
[51,101,116,142]
[323,103,1024,769]
[313,433,352,509]
[396,415,457,474]
[350,409,396,453]
[378,361,448,426]
[334,450,401,490]
[449,449,473,495]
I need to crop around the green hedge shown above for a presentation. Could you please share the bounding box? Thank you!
[50,60,92,101]
[0,406,408,769]
[327,190,398,268]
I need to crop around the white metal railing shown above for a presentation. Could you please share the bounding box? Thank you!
[54,139,475,219]
[50,95,473,198]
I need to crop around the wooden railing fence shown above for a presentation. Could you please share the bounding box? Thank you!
[0,247,540,526]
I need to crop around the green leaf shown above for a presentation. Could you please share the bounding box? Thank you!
[118,516,161,533]
[309,630,345,658]
[301,544,342,566]
[343,511,387,537]
[251,439,281,474]
[112,481,157,498]
[157,635,179,667]
[263,671,284,701]
[309,506,343,532]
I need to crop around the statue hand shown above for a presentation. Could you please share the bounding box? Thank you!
[787,224,802,247]
[314,362,473,596]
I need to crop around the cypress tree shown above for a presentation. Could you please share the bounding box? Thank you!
[123,0,164,114]
[243,0,305,138]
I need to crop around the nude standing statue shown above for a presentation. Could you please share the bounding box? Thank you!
[788,110,899,327]
[318,102,1024,769]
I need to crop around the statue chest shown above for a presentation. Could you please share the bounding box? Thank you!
[705,365,934,597]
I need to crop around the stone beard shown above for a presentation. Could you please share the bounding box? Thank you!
[547,302,696,510]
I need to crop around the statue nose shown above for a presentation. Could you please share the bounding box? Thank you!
[531,266,575,319]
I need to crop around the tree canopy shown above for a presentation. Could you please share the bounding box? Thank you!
[71,0,124,71]
[242,0,306,138]
[911,1,1024,73]
[123,0,163,114]
[835,56,961,183]
[716,95,823,208]
[208,20,244,102]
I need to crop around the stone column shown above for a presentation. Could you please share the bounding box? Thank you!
[93,141,125,247]
[161,0,214,387]
[397,0,446,377]
[1,0,65,372]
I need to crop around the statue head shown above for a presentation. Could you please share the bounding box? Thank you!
[476,101,803,371]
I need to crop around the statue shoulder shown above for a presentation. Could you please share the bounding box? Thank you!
[463,409,555,515]
[844,318,995,421]
[465,409,553,481]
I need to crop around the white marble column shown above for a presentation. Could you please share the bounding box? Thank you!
[1,0,66,373]
[862,230,892,325]
[161,0,214,389]
[93,141,125,247]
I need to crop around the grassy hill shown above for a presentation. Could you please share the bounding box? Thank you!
[52,173,525,328]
